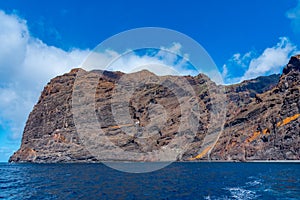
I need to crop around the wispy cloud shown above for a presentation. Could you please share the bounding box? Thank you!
[242,37,297,80]
[105,43,196,76]
[286,0,300,33]
[223,37,298,84]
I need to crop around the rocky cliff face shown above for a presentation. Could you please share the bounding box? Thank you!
[9,56,300,162]
[211,55,300,161]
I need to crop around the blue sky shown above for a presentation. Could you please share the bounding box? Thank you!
[0,0,300,161]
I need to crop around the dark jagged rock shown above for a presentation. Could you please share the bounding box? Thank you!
[283,55,300,75]
[231,74,280,94]
[9,55,300,162]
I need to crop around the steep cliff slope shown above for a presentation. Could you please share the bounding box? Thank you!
[211,55,300,161]
[9,56,300,162]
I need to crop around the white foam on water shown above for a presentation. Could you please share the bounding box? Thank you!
[225,187,259,200]
[203,195,211,200]
[246,180,262,187]
[203,195,231,200]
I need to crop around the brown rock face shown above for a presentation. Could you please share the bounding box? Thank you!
[9,56,300,162]
[212,55,300,161]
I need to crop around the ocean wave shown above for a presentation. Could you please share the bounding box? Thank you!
[246,179,262,187]
[226,187,259,199]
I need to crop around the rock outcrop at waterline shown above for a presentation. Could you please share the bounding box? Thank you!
[9,56,300,162]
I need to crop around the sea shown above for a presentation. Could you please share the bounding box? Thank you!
[0,162,299,199]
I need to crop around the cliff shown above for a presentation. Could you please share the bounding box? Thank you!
[9,56,300,162]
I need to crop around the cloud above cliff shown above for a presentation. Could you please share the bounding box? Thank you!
[104,44,196,76]
[1,6,299,162]
[0,10,90,141]
[0,10,194,144]
[223,37,298,84]
[242,37,298,80]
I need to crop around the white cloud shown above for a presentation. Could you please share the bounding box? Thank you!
[82,42,195,76]
[231,52,254,68]
[222,64,228,78]
[1,9,297,147]
[83,49,120,70]
[222,51,256,84]
[106,43,196,76]
[223,37,298,84]
[0,10,197,144]
[286,0,300,33]
[0,10,90,140]
[241,37,297,80]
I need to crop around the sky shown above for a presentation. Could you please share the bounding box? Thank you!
[0,0,300,161]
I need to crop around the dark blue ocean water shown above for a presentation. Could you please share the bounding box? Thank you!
[0,162,299,200]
